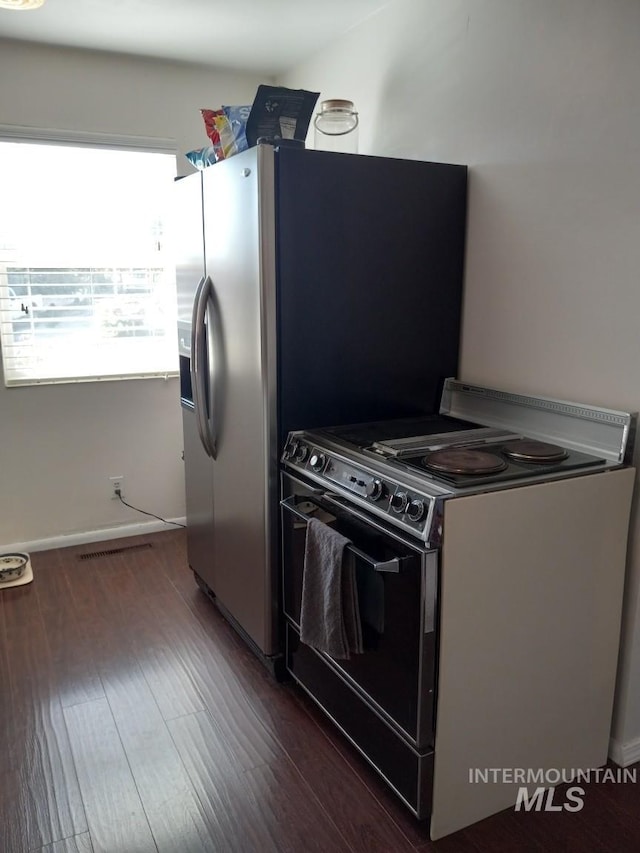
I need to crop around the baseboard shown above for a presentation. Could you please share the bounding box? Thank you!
[1,518,187,555]
[609,734,640,767]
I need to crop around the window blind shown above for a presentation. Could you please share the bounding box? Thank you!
[0,139,178,386]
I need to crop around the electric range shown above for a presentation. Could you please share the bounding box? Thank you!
[282,379,634,545]
[279,379,636,835]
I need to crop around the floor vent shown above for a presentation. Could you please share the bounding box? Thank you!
[78,543,153,560]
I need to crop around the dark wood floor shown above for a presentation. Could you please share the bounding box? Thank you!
[1,529,639,852]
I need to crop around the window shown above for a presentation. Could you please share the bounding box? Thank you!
[0,137,178,386]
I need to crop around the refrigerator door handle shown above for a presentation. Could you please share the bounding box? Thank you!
[204,284,219,460]
[190,276,216,459]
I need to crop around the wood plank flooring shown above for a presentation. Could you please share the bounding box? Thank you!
[1,529,639,852]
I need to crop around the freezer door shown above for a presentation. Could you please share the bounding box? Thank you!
[201,146,277,655]
[175,171,216,586]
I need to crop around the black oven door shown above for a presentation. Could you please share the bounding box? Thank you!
[281,472,437,749]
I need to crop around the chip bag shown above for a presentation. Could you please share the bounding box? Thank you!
[185,146,218,170]
[201,108,225,160]
[223,105,251,154]
[201,106,250,161]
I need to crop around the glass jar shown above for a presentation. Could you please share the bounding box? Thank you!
[313,99,359,154]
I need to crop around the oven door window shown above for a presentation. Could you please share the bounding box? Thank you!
[281,489,434,746]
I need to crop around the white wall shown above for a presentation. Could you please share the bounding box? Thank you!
[280,0,640,757]
[0,39,266,547]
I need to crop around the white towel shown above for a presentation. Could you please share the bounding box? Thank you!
[300,518,363,660]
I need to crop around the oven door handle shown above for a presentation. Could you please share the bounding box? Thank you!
[280,496,404,573]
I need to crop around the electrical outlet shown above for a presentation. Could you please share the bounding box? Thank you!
[109,476,124,499]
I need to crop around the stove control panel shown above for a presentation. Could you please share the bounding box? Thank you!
[323,457,392,509]
[281,435,437,541]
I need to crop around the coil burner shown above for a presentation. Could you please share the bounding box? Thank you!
[501,440,569,464]
[423,448,508,476]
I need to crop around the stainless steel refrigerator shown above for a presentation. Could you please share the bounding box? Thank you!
[175,143,467,670]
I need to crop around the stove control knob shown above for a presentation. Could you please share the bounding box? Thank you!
[309,452,326,472]
[407,499,426,522]
[283,440,298,461]
[366,479,386,501]
[294,443,309,463]
[390,491,409,513]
